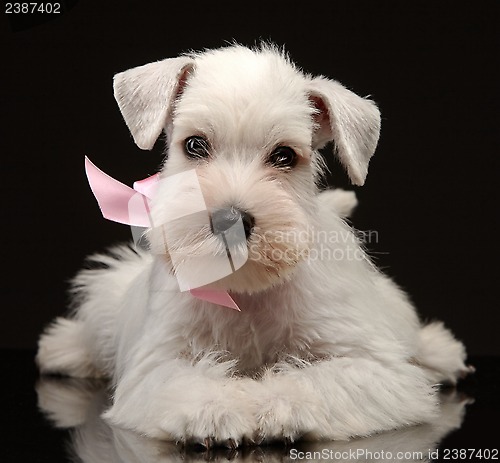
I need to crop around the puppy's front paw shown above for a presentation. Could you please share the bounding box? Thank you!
[255,377,329,443]
[106,378,257,448]
[171,393,256,448]
[256,399,330,444]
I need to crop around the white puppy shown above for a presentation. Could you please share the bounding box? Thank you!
[37,44,472,447]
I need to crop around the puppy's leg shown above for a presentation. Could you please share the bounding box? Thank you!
[105,356,438,445]
[103,355,257,447]
[37,317,102,378]
[415,321,474,385]
[255,356,438,443]
[295,391,470,463]
[38,246,151,379]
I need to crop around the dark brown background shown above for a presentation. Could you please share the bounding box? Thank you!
[1,1,498,354]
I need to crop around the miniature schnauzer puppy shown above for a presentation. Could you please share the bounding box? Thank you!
[37,44,472,447]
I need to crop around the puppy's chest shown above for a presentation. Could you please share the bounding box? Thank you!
[186,312,307,372]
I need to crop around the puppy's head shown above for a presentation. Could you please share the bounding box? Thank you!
[113,44,380,293]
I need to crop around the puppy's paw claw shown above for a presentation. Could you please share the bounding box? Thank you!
[253,430,265,446]
[225,438,239,449]
[202,436,215,449]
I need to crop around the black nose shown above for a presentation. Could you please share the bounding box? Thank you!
[210,207,255,240]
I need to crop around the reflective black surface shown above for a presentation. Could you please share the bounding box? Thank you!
[1,350,498,462]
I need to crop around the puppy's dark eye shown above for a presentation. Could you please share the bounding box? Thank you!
[184,136,210,159]
[268,146,298,168]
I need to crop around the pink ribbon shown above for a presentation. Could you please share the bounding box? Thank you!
[84,157,240,311]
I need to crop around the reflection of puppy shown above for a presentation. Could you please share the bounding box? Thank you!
[37,44,472,447]
[36,376,471,463]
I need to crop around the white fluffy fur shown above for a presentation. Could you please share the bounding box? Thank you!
[37,44,472,447]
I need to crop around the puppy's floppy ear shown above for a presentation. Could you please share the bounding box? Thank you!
[113,57,194,150]
[308,77,381,186]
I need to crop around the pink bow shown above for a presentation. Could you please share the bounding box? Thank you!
[84,157,240,311]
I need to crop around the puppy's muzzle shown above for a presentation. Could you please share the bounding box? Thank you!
[210,207,255,242]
